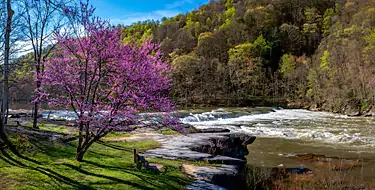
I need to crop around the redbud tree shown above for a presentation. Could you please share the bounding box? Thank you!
[35,2,174,161]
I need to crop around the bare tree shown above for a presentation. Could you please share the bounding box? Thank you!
[0,0,14,146]
[0,0,6,65]
[19,0,70,128]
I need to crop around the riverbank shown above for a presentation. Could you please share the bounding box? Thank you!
[0,124,191,189]
[0,119,256,189]
[4,107,375,189]
[286,100,375,117]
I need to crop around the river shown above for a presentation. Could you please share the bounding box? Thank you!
[35,107,375,183]
[180,107,375,183]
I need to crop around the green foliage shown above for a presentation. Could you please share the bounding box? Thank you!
[194,22,201,37]
[252,35,271,57]
[14,0,373,111]
[219,18,232,29]
[244,9,255,26]
[343,25,358,35]
[197,32,220,58]
[228,42,253,59]
[206,17,212,26]
[115,0,349,106]
[306,69,319,98]
[141,28,153,41]
[280,54,295,75]
[225,7,236,18]
[364,27,375,59]
[361,102,369,112]
[172,55,200,67]
[305,8,322,24]
[320,50,330,70]
[323,8,335,36]
[170,55,201,103]
[186,12,197,26]
[197,32,214,43]
[225,0,234,9]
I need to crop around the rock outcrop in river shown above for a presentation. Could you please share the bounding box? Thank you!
[141,125,256,189]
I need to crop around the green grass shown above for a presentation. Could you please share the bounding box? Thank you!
[105,131,132,138]
[24,123,77,135]
[159,129,181,136]
[0,126,192,190]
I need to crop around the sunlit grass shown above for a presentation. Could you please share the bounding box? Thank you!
[104,131,132,138]
[24,122,77,135]
[0,126,191,190]
[158,129,181,136]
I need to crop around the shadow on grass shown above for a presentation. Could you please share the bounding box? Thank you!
[96,140,133,152]
[63,163,155,190]
[0,149,92,189]
[1,129,190,190]
[1,143,189,190]
[83,158,191,188]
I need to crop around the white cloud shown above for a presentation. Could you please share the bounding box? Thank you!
[165,0,194,9]
[111,10,180,26]
[109,0,203,26]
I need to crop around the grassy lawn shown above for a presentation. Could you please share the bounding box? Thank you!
[105,131,132,138]
[158,129,182,136]
[0,125,192,190]
[24,123,77,135]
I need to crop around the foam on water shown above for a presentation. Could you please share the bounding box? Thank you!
[42,107,375,149]
[181,109,375,149]
[42,110,77,121]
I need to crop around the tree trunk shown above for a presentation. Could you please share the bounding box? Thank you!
[32,95,39,128]
[1,0,13,142]
[75,127,110,162]
[75,138,95,162]
[32,77,41,128]
[75,148,87,162]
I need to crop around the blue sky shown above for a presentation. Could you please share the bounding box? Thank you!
[89,0,209,26]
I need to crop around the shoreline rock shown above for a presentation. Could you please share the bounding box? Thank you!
[142,132,256,189]
[198,128,231,133]
[191,133,256,160]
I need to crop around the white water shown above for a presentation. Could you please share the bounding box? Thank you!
[181,108,375,149]
[41,107,375,150]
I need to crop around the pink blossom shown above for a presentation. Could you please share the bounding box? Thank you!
[35,1,174,161]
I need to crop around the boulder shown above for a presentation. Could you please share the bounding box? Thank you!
[348,112,361,117]
[147,163,164,173]
[191,133,256,160]
[8,114,21,118]
[199,128,230,133]
[183,163,239,189]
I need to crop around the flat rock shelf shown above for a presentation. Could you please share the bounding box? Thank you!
[140,131,255,189]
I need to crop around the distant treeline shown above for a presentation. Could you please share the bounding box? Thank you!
[120,0,375,113]
[8,0,375,113]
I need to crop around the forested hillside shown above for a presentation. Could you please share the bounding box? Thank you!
[120,0,375,113]
[8,0,375,114]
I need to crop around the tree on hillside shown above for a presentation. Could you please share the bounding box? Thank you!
[35,2,174,161]
[171,55,201,107]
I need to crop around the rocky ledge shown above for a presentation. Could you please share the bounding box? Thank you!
[139,127,256,189]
